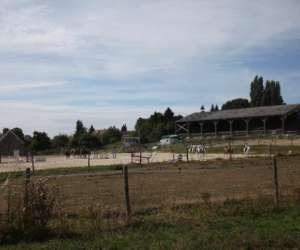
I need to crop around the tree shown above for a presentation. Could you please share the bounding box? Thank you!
[215,105,219,111]
[261,81,272,106]
[80,133,101,149]
[210,104,215,112]
[134,108,182,143]
[271,81,284,105]
[30,131,52,152]
[250,76,264,107]
[11,127,25,141]
[74,120,87,138]
[52,134,69,149]
[88,125,95,134]
[101,127,122,145]
[121,124,127,133]
[135,118,151,142]
[261,80,284,106]
[24,135,33,149]
[2,128,9,134]
[164,107,174,121]
[222,98,251,110]
[201,105,205,112]
[150,112,165,124]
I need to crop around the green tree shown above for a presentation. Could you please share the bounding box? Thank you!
[135,118,151,142]
[101,127,122,145]
[88,125,95,134]
[74,120,87,138]
[80,133,101,149]
[52,134,69,149]
[271,81,284,105]
[11,127,25,141]
[121,124,127,133]
[261,81,272,106]
[222,98,250,110]
[24,135,33,149]
[30,131,52,152]
[250,75,264,107]
[135,109,182,143]
[164,107,174,121]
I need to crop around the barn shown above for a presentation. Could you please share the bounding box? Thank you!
[176,104,300,137]
[0,130,25,156]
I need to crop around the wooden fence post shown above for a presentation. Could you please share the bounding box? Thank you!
[26,151,29,163]
[273,157,279,205]
[6,184,12,224]
[123,165,131,217]
[24,168,31,208]
[88,153,91,171]
[186,146,189,162]
[31,153,35,174]
[25,167,31,184]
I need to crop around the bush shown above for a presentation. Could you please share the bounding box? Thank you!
[1,179,57,243]
[23,180,56,237]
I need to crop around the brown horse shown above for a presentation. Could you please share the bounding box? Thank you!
[224,146,234,160]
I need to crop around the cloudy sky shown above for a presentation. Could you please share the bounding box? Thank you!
[0,0,300,136]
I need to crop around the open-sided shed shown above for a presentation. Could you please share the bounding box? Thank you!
[176,104,300,136]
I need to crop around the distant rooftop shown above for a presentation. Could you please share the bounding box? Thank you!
[177,104,300,123]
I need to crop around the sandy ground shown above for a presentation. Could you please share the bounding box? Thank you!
[0,152,255,173]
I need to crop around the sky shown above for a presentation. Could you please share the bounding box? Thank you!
[0,0,300,136]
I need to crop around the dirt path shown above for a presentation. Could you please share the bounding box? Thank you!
[0,152,264,173]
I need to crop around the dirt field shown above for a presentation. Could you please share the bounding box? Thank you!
[2,157,300,216]
[0,152,256,173]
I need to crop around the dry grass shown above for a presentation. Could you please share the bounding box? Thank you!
[2,156,300,217]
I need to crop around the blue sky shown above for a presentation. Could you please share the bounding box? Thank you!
[0,0,300,136]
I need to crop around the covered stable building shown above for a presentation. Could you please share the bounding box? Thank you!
[176,104,300,136]
[0,130,25,157]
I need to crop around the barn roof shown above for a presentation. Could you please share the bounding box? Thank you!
[177,104,300,123]
[0,130,25,145]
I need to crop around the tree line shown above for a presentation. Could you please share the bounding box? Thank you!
[1,121,124,154]
[210,75,285,111]
[135,108,183,143]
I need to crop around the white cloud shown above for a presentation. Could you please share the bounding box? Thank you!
[0,82,66,93]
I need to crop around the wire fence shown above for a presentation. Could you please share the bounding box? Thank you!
[1,155,300,221]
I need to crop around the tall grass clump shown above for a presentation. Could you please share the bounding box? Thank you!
[0,179,58,243]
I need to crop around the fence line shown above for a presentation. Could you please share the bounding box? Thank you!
[0,155,300,221]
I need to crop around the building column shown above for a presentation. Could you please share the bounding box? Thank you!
[214,121,218,136]
[262,118,267,135]
[245,119,250,135]
[281,116,286,133]
[199,122,204,137]
[187,122,191,136]
[229,120,233,135]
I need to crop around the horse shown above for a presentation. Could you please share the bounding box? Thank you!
[224,146,234,159]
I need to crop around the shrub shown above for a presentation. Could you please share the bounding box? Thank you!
[22,179,56,238]
[1,179,57,243]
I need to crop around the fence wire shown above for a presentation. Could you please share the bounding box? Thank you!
[0,155,300,220]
